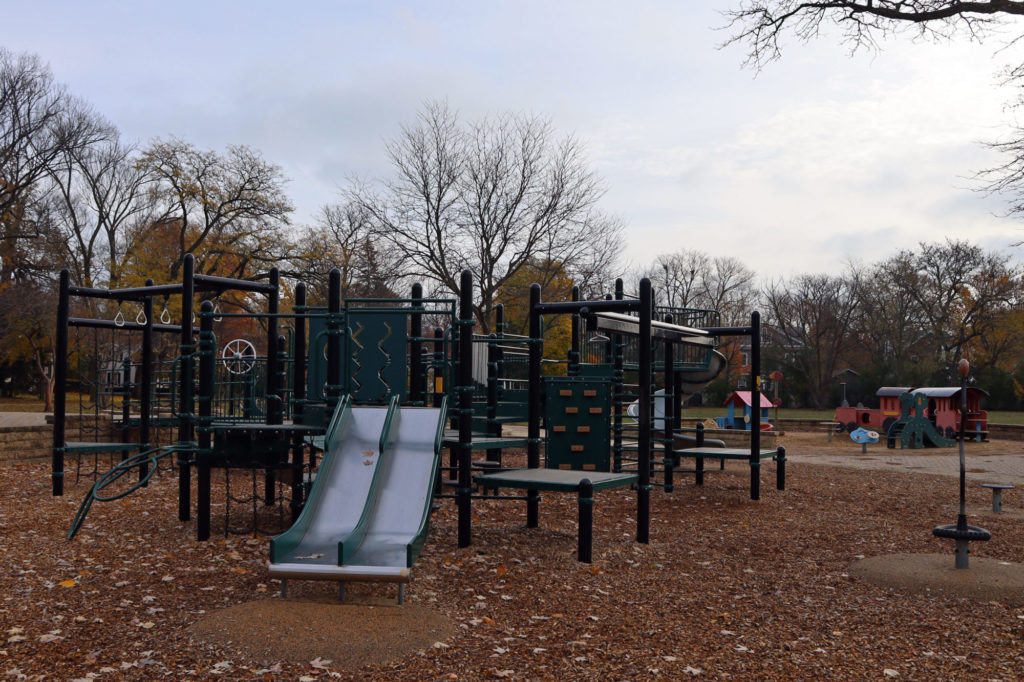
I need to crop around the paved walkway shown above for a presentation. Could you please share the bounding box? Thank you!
[787,450,1024,486]
[0,412,48,428]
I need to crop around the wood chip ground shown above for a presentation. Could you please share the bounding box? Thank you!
[2,432,1024,680]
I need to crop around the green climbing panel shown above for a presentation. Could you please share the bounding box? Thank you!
[307,310,408,407]
[544,377,611,471]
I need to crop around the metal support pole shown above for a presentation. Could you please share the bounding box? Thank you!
[637,278,652,544]
[527,283,542,527]
[139,281,153,485]
[432,327,444,408]
[178,254,195,522]
[612,279,624,473]
[578,478,594,563]
[265,267,280,426]
[292,282,307,516]
[52,270,70,496]
[457,270,474,548]
[197,301,214,541]
[410,282,424,404]
[750,310,761,501]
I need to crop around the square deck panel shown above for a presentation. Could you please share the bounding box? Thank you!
[474,468,637,493]
[544,377,611,471]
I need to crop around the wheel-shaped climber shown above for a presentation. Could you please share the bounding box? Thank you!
[221,338,257,375]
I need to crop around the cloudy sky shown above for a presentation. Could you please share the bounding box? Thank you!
[5,1,1022,279]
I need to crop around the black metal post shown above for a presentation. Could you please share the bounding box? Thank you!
[663,314,675,493]
[750,310,761,501]
[265,267,280,426]
[578,478,594,563]
[486,333,500,465]
[178,254,195,522]
[52,269,70,496]
[197,301,214,541]
[637,278,652,544]
[293,282,308,514]
[457,270,474,548]
[139,282,153,485]
[410,282,424,404]
[695,421,705,485]
[527,283,542,527]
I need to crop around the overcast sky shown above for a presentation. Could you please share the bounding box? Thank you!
[5,1,1022,279]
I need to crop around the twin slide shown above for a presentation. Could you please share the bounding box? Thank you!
[268,395,446,597]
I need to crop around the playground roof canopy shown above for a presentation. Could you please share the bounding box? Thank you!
[876,387,912,397]
[724,391,774,408]
[912,387,990,399]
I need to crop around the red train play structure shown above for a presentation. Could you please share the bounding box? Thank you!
[834,386,989,446]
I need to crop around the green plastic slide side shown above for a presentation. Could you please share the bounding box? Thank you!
[406,397,448,567]
[269,396,351,563]
[337,396,400,565]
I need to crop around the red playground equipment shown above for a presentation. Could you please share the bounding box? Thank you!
[835,386,989,443]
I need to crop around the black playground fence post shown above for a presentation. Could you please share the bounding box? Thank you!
[178,253,195,522]
[457,270,474,548]
[52,269,70,496]
[527,283,542,527]
[578,478,594,563]
[197,300,214,541]
[750,310,761,501]
[637,277,651,544]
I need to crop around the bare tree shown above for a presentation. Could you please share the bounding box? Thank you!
[346,101,623,331]
[291,203,406,302]
[0,49,112,281]
[46,138,157,288]
[723,2,1024,216]
[138,138,293,282]
[762,272,860,408]
[899,240,1021,369]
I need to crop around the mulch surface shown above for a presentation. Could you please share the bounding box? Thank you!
[2,432,1024,679]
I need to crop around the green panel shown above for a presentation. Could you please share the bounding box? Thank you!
[306,311,409,405]
[544,377,611,472]
[577,363,614,380]
[346,311,408,404]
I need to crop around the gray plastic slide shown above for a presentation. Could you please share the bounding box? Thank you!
[268,396,446,592]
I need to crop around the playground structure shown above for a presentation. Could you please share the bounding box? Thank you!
[716,390,774,431]
[834,385,989,449]
[54,261,786,599]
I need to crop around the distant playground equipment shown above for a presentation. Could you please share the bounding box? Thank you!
[715,390,774,431]
[834,385,988,449]
[55,262,786,601]
[849,427,879,453]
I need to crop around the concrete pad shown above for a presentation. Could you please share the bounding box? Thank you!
[850,553,1024,605]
